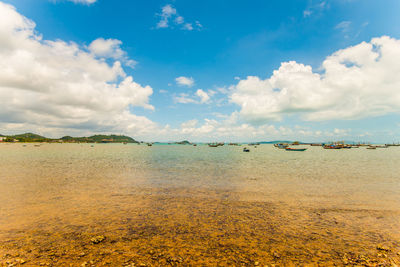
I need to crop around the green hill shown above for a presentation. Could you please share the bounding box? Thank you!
[88,135,138,143]
[13,133,46,139]
[10,133,49,142]
[1,133,138,143]
[175,140,191,145]
[61,134,138,143]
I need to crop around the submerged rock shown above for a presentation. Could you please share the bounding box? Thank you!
[376,245,390,252]
[90,235,105,244]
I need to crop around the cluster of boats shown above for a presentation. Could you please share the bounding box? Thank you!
[321,143,391,149]
[139,140,399,153]
[274,142,398,151]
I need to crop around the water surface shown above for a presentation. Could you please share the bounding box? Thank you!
[1,143,399,265]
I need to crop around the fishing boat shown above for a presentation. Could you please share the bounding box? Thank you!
[285,147,307,151]
[386,143,400,147]
[274,143,288,149]
[366,146,376,149]
[310,143,322,146]
[323,144,342,149]
[243,147,250,152]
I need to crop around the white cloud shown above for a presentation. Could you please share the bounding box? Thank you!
[333,128,349,135]
[303,0,328,18]
[303,10,312,17]
[174,93,197,104]
[54,0,97,4]
[156,4,201,31]
[231,36,400,123]
[164,114,360,142]
[168,114,283,142]
[89,38,137,68]
[156,4,176,29]
[173,89,214,105]
[183,23,193,31]
[335,21,351,32]
[0,2,156,138]
[217,86,233,94]
[195,21,203,29]
[175,76,194,87]
[69,0,96,4]
[175,16,184,25]
[196,89,210,104]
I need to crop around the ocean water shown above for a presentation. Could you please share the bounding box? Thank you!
[1,143,399,265]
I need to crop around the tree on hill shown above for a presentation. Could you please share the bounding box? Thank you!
[10,133,49,142]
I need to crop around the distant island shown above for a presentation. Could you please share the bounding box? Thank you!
[174,140,192,145]
[0,133,138,143]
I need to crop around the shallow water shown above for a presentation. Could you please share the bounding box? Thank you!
[0,143,399,266]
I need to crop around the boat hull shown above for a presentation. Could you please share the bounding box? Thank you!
[285,148,307,151]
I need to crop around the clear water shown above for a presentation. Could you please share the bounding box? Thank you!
[1,143,399,265]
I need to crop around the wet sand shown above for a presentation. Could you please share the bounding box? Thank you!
[1,144,400,266]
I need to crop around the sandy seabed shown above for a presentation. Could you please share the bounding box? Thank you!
[1,188,400,266]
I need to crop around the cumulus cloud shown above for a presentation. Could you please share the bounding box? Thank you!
[156,4,202,31]
[173,89,214,104]
[231,36,400,123]
[0,2,156,137]
[164,114,358,142]
[196,89,210,103]
[88,38,137,68]
[175,76,194,87]
[169,114,291,142]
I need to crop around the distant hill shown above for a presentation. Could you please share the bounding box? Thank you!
[89,134,138,143]
[13,133,46,139]
[1,133,138,143]
[10,133,49,142]
[175,140,191,145]
[61,134,138,143]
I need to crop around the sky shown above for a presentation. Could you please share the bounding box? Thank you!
[1,0,400,142]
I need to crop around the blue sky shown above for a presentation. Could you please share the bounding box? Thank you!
[1,0,400,142]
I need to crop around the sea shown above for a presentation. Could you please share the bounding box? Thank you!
[0,143,399,265]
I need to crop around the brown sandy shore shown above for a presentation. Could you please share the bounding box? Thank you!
[1,189,400,266]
